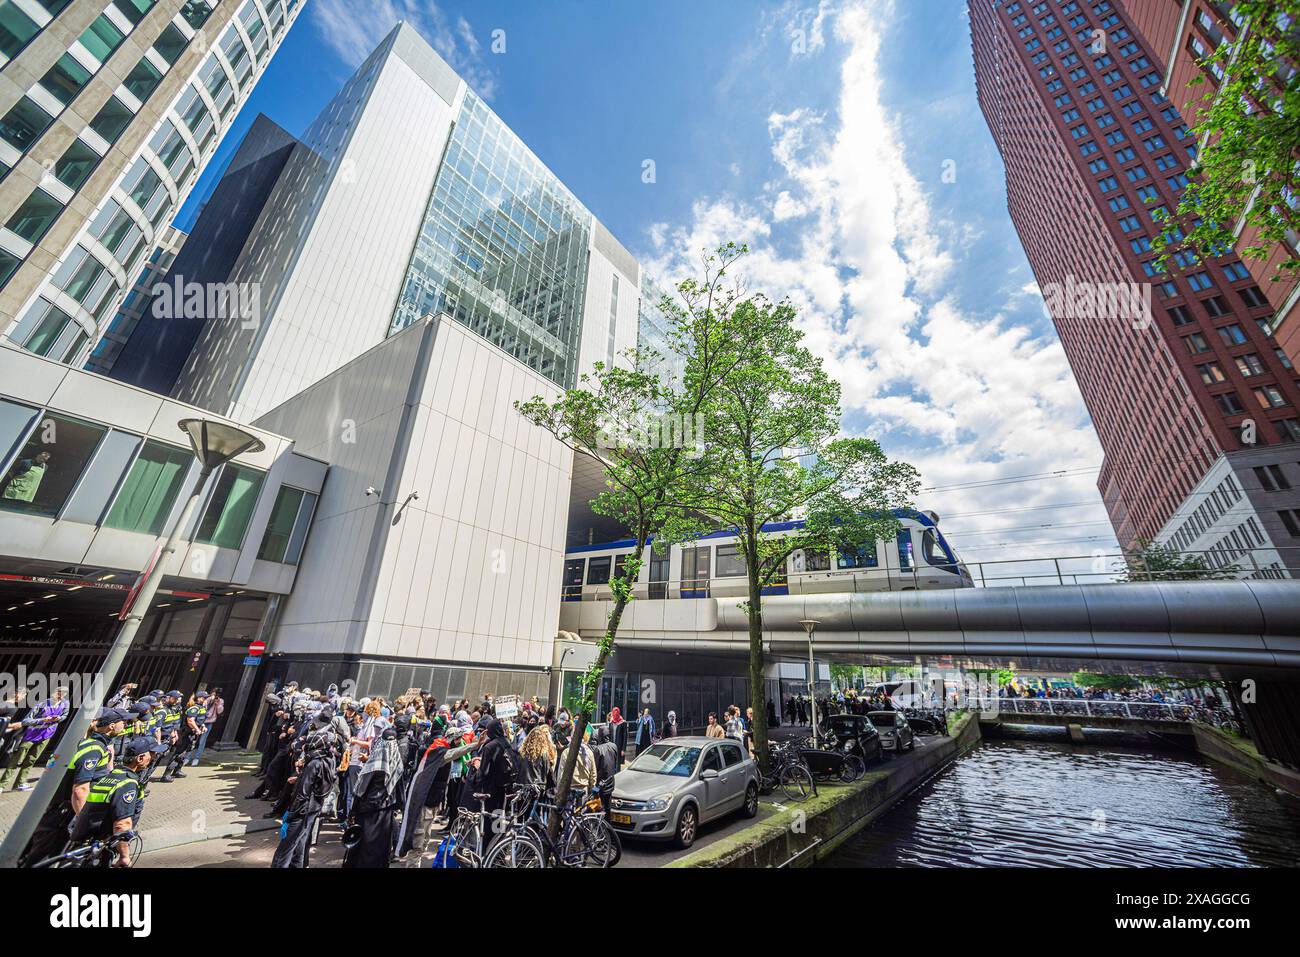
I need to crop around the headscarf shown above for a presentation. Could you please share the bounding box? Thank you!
[667,710,677,725]
[357,727,402,801]
[609,707,624,725]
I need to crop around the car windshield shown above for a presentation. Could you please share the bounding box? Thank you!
[628,744,702,776]
[871,713,897,727]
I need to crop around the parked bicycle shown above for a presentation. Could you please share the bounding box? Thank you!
[31,830,141,869]
[483,784,621,869]
[759,742,817,801]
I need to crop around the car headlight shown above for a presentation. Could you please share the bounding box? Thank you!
[645,794,674,811]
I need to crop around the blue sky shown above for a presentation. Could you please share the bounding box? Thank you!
[183,0,1121,570]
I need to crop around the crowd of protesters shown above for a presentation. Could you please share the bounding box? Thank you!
[247,682,684,868]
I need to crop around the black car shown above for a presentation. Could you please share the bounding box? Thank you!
[824,713,884,764]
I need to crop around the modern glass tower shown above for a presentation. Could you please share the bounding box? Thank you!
[0,0,305,366]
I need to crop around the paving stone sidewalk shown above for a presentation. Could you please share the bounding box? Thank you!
[0,749,280,854]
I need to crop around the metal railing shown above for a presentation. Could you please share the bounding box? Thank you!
[964,546,1300,588]
[966,696,1196,722]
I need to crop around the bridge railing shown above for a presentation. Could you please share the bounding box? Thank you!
[965,546,1300,588]
[965,696,1197,722]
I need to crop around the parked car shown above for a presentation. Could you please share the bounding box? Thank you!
[868,710,915,754]
[608,736,760,849]
[824,713,884,764]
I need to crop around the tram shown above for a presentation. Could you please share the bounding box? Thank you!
[561,508,973,601]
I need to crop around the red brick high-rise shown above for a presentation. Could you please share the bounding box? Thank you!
[970,0,1300,575]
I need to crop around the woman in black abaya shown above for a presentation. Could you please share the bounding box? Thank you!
[343,726,404,868]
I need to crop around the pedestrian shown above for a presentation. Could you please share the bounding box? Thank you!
[271,730,336,868]
[343,726,404,868]
[0,685,69,792]
[661,710,678,739]
[518,724,557,794]
[705,712,724,738]
[189,687,223,766]
[608,706,627,767]
[634,708,656,755]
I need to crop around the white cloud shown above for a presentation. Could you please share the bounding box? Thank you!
[643,0,1114,563]
[310,0,496,98]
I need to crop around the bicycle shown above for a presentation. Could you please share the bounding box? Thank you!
[447,791,496,867]
[759,743,816,802]
[31,830,141,869]
[484,785,621,869]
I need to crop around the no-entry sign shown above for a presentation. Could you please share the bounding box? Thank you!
[247,639,267,656]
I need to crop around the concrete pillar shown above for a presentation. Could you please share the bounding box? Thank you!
[1067,723,1086,743]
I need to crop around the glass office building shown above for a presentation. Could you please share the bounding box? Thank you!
[391,91,592,388]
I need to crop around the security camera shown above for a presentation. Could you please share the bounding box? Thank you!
[365,486,378,497]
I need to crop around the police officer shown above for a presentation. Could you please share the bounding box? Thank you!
[154,690,183,772]
[160,691,208,781]
[67,735,166,867]
[17,707,129,867]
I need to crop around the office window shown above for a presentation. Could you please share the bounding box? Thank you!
[1279,509,1300,538]
[1196,362,1226,384]
[0,248,18,288]
[153,23,189,64]
[61,429,142,524]
[1254,465,1290,492]
[123,57,163,101]
[80,15,126,62]
[1236,354,1265,377]
[1217,324,1247,346]
[179,1,216,30]
[0,2,39,60]
[0,96,52,151]
[0,413,107,518]
[53,139,100,190]
[5,188,62,244]
[41,53,93,106]
[1254,385,1287,409]
[114,0,156,26]
[89,96,134,144]
[196,463,264,549]
[1214,393,1245,415]
[0,398,40,467]
[104,440,192,534]
[257,485,315,564]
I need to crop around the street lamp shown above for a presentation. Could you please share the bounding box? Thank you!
[0,418,264,868]
[800,619,819,746]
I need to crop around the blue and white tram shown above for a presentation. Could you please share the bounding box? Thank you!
[561,508,974,601]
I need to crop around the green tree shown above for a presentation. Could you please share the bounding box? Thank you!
[829,663,864,691]
[1072,672,1140,692]
[671,294,919,770]
[1153,0,1300,280]
[1118,538,1237,582]
[516,243,758,831]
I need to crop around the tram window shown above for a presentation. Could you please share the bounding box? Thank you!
[0,413,107,519]
[836,542,879,569]
[562,558,585,600]
[613,552,635,581]
[587,555,612,585]
[896,530,914,570]
[922,528,956,567]
[802,548,831,571]
[716,544,748,577]
[648,553,669,599]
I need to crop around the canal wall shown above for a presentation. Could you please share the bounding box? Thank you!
[1193,724,1300,797]
[669,712,983,868]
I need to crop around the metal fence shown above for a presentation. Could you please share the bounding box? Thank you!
[966,696,1196,722]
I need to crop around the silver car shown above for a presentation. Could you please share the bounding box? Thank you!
[609,736,760,849]
[868,710,915,754]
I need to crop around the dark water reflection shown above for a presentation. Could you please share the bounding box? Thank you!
[824,736,1300,868]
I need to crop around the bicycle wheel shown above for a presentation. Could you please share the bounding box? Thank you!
[448,817,482,867]
[839,754,865,783]
[562,815,617,868]
[779,764,815,802]
[483,831,546,868]
[578,815,621,868]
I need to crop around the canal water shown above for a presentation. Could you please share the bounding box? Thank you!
[824,734,1300,867]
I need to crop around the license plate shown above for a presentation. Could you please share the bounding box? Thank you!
[610,812,632,825]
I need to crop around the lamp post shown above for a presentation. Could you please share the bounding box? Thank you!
[0,418,264,868]
[800,619,820,746]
